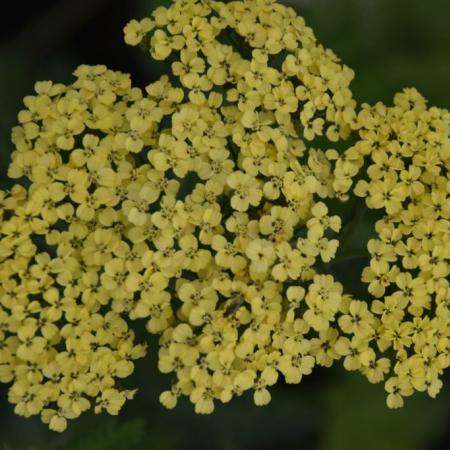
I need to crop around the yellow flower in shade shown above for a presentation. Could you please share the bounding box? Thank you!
[123,18,154,46]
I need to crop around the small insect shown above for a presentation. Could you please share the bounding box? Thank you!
[223,294,245,317]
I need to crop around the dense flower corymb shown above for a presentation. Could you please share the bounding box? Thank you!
[1,0,448,433]
[120,0,360,414]
[1,66,154,431]
[333,88,450,408]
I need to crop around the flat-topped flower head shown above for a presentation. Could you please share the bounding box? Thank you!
[2,0,447,431]
[333,88,450,408]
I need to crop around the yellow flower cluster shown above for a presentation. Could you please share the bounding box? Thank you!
[1,0,449,432]
[1,3,358,423]
[332,88,450,407]
[122,0,361,413]
[124,0,357,142]
[2,0,361,425]
[1,66,153,431]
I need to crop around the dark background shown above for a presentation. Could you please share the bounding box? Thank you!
[0,0,449,449]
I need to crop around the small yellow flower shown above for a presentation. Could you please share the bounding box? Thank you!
[245,239,276,274]
[227,171,262,212]
[124,18,154,46]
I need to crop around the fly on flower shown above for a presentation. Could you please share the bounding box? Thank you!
[223,294,245,317]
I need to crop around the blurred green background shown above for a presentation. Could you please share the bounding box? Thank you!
[0,0,449,449]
